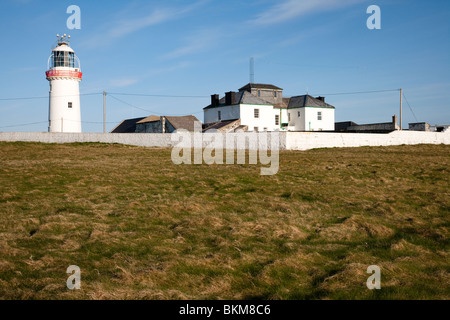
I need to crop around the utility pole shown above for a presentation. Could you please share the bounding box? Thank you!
[399,88,403,131]
[103,91,106,133]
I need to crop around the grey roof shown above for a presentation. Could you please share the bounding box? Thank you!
[110,117,146,133]
[165,115,201,132]
[239,83,283,91]
[287,95,335,109]
[204,91,272,109]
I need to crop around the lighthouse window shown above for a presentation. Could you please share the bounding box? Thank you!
[64,52,69,67]
[52,51,75,68]
[68,102,73,109]
[53,51,63,67]
[69,52,75,68]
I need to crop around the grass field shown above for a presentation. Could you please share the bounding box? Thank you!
[0,142,448,300]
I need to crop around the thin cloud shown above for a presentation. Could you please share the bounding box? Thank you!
[83,1,208,47]
[107,61,193,88]
[250,0,362,26]
[108,9,174,39]
[161,29,219,60]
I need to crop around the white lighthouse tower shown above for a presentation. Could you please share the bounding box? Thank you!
[46,34,82,132]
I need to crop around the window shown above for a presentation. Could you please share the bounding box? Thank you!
[68,102,72,108]
[64,52,69,67]
[298,111,301,118]
[254,108,259,118]
[275,114,280,125]
[318,111,322,120]
[218,110,221,121]
[258,90,261,97]
[254,127,259,132]
[52,51,76,68]
[53,51,64,67]
[69,52,75,68]
[274,91,277,97]
[288,113,291,122]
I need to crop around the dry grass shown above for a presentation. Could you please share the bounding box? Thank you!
[0,142,448,300]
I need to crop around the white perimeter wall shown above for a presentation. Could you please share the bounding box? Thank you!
[286,130,450,150]
[0,130,449,150]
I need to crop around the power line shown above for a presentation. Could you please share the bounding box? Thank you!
[0,121,48,129]
[108,94,204,116]
[63,119,117,124]
[108,92,209,99]
[402,92,419,123]
[264,60,367,70]
[108,94,164,115]
[0,92,102,101]
[310,89,400,96]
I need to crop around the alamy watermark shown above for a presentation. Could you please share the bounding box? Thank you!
[367,5,381,30]
[366,265,381,290]
[66,265,81,290]
[171,123,279,175]
[66,5,81,30]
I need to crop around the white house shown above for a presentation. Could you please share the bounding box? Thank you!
[203,83,335,132]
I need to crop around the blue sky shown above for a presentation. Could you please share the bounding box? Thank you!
[0,0,449,132]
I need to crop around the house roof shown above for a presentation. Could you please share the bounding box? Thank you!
[203,119,240,131]
[204,91,272,109]
[286,95,335,109]
[273,97,290,109]
[239,83,283,91]
[110,117,146,133]
[136,115,160,124]
[165,115,201,132]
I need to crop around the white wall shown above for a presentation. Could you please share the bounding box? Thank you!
[286,130,450,150]
[287,108,306,131]
[304,107,334,131]
[240,104,279,131]
[204,105,240,124]
[0,130,449,150]
[279,109,288,126]
[0,132,285,150]
[285,107,334,131]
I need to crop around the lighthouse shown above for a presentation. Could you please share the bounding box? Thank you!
[46,34,82,132]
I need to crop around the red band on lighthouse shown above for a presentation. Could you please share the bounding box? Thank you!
[46,70,82,80]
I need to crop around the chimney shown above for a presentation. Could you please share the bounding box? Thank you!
[316,96,325,102]
[225,91,235,105]
[211,94,219,107]
[392,115,399,129]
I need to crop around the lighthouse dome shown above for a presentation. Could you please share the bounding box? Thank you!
[52,43,75,53]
